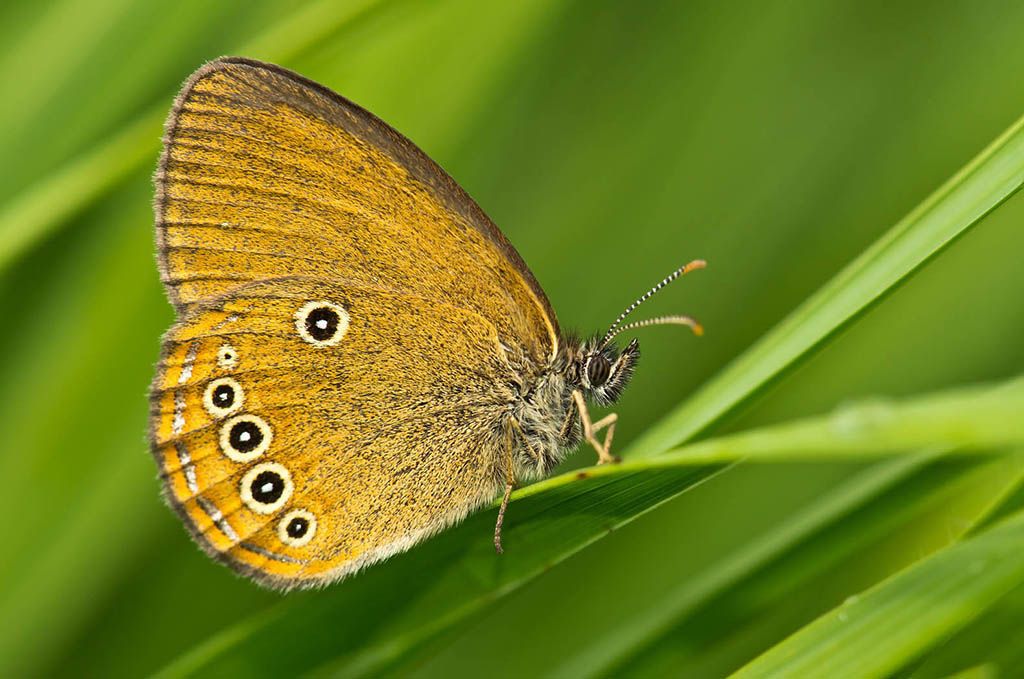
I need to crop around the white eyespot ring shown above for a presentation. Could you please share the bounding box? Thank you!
[217,344,238,370]
[240,462,293,514]
[219,414,272,463]
[203,377,244,418]
[278,509,317,548]
[295,300,349,347]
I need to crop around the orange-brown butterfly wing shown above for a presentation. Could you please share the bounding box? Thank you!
[152,57,564,588]
[151,277,519,589]
[155,57,558,364]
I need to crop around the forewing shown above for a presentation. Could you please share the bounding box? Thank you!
[155,56,557,363]
[150,277,514,589]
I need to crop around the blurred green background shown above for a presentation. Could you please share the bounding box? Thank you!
[2,0,1023,676]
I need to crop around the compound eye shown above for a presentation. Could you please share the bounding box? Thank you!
[586,354,611,387]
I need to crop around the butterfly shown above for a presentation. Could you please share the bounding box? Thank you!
[150,57,705,590]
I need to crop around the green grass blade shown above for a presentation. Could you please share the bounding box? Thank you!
[601,455,1023,678]
[898,583,1024,678]
[539,375,1024,677]
[729,508,1024,679]
[939,666,1000,679]
[0,0,385,272]
[154,464,728,678]
[549,454,932,677]
[660,374,1024,463]
[624,113,1024,458]
[155,374,1022,677]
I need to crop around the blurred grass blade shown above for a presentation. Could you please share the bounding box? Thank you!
[729,507,1024,679]
[896,580,1024,678]
[0,0,385,272]
[158,375,1022,677]
[551,454,932,677]
[155,465,728,678]
[939,666,1000,679]
[625,113,1024,458]
[661,374,1024,463]
[534,376,1024,677]
[590,454,1023,678]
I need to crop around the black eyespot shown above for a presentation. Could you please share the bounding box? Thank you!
[241,462,292,513]
[230,420,263,453]
[286,516,309,538]
[219,415,272,462]
[250,470,285,504]
[296,300,349,346]
[216,344,238,369]
[213,383,235,408]
[203,377,244,417]
[277,508,316,546]
[306,306,339,341]
[587,354,611,387]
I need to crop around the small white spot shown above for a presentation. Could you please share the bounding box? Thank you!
[261,481,274,494]
[178,342,199,385]
[185,467,198,493]
[211,315,240,332]
[316,319,328,329]
[172,391,187,435]
[240,431,251,442]
[196,496,239,542]
[175,441,199,494]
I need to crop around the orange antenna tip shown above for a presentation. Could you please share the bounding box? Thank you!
[601,259,707,346]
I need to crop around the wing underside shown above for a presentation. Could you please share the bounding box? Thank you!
[155,57,558,363]
[151,278,517,588]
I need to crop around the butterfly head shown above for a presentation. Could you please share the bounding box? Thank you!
[576,259,708,406]
[579,337,640,406]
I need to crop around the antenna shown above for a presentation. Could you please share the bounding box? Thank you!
[600,260,706,347]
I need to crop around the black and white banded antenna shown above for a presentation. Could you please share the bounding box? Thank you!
[600,259,706,347]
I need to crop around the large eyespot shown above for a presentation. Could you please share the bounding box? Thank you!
[586,354,611,388]
[219,414,272,463]
[278,509,317,547]
[240,462,293,514]
[203,377,243,417]
[295,300,349,346]
[216,344,238,370]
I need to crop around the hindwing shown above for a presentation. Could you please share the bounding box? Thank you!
[151,277,517,588]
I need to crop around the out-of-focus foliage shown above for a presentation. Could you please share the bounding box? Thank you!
[2,1,1023,677]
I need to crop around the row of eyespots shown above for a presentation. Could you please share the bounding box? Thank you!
[205,300,347,546]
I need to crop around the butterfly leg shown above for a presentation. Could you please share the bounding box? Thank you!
[572,390,620,465]
[495,418,542,553]
[494,421,517,554]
